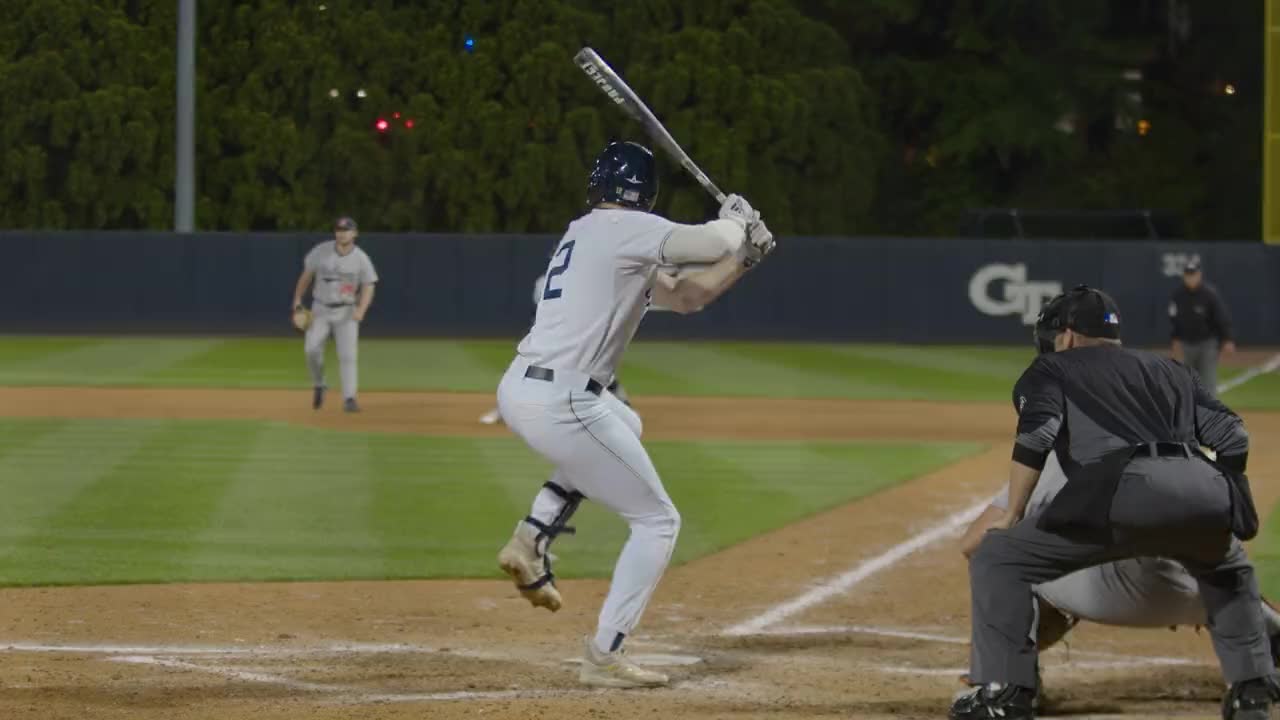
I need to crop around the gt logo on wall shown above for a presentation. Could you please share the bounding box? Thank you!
[969,263,1063,325]
[1161,252,1202,277]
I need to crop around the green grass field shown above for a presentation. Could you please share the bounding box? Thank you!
[2,336,1278,406]
[0,418,976,586]
[0,336,1277,592]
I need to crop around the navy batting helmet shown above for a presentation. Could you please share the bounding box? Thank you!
[1034,285,1122,354]
[586,141,658,211]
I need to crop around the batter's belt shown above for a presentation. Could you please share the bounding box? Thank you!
[523,365,605,396]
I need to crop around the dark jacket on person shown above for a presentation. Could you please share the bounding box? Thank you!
[1170,283,1233,344]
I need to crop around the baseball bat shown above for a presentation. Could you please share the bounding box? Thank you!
[574,47,726,204]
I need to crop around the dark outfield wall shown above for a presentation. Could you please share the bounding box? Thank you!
[4,232,1277,345]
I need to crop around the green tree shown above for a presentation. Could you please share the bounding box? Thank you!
[4,0,882,233]
[0,0,174,229]
[807,0,1159,235]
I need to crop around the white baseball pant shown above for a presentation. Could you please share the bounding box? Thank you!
[305,305,359,399]
[497,359,680,647]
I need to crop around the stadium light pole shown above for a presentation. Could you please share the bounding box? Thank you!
[1266,0,1280,244]
[175,0,196,232]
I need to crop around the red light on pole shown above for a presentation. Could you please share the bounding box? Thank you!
[392,111,401,119]
[404,119,415,129]
[375,118,389,132]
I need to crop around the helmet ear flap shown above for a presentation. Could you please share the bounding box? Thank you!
[585,141,658,210]
[1033,291,1069,354]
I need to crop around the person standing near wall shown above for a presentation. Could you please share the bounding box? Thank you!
[1170,259,1236,395]
[292,216,379,413]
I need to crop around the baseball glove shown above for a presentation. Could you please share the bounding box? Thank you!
[291,305,312,332]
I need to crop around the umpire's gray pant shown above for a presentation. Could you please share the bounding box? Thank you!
[968,456,1273,688]
[1183,339,1220,396]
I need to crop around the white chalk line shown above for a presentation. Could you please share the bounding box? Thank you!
[115,655,592,703]
[9,640,724,705]
[115,655,345,693]
[112,653,753,705]
[749,624,1207,667]
[1218,352,1280,394]
[1,641,493,657]
[721,499,990,637]
[1,640,708,673]
[868,657,1198,677]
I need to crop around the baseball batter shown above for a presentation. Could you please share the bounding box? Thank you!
[495,141,774,688]
[292,216,378,413]
[479,260,633,426]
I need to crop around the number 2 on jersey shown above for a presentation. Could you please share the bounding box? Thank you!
[541,240,576,300]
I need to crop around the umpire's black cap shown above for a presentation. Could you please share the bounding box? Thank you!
[1034,285,1122,353]
[334,216,358,231]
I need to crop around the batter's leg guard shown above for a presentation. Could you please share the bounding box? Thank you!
[497,481,586,612]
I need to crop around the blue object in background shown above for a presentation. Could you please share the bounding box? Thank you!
[463,36,475,53]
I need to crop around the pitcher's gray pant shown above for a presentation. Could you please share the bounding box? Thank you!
[969,456,1273,689]
[305,305,359,399]
[1183,339,1220,396]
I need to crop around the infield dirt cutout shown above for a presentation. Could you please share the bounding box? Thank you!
[0,387,1276,720]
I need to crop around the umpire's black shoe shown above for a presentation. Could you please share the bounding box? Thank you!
[949,684,1036,720]
[1223,676,1280,720]
[312,386,325,410]
[343,397,360,413]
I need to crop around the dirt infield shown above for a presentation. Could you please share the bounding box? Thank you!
[0,387,1276,720]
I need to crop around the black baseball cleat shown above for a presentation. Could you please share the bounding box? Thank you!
[343,398,360,413]
[949,684,1036,720]
[1221,676,1280,720]
[312,386,325,410]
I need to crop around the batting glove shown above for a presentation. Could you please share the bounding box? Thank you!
[718,193,758,229]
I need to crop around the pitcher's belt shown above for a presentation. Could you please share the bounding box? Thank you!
[524,366,604,396]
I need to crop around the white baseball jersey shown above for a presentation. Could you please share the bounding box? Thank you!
[516,208,674,384]
[305,242,378,306]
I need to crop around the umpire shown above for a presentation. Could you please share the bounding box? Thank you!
[1171,259,1236,395]
[950,285,1277,720]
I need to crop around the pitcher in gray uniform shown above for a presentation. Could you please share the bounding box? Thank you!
[291,216,378,412]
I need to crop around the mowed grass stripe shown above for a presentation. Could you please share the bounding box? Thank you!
[1220,371,1280,410]
[0,418,982,585]
[0,419,252,585]
[710,343,921,398]
[548,439,982,576]
[192,424,384,581]
[366,435,540,578]
[623,343,873,398]
[0,337,99,366]
[1,336,1277,408]
[835,344,1035,380]
[152,338,518,391]
[1255,498,1280,599]
[0,338,223,386]
[0,419,161,560]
